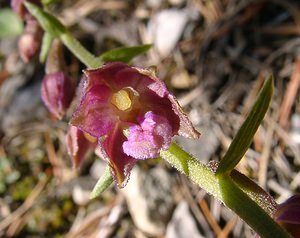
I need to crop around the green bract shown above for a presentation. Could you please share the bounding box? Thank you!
[100,44,153,63]
[216,76,274,175]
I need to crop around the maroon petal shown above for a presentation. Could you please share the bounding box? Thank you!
[84,62,131,90]
[70,84,118,137]
[66,126,96,168]
[168,94,201,139]
[134,67,169,97]
[98,123,136,188]
[134,66,200,139]
[84,62,161,95]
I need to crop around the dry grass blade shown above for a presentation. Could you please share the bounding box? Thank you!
[217,215,238,238]
[0,176,48,233]
[199,198,222,236]
[258,122,274,189]
[279,58,300,129]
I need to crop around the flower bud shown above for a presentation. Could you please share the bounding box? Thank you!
[41,72,75,120]
[18,18,43,63]
[11,0,43,62]
[41,40,75,119]
[11,0,41,20]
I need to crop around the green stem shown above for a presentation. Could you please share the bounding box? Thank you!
[60,33,102,69]
[219,174,290,238]
[160,143,291,238]
[24,2,102,69]
[161,143,221,199]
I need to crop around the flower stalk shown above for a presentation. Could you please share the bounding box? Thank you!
[60,33,102,69]
[161,143,290,238]
[25,1,101,68]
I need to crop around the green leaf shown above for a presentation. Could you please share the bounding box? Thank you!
[24,2,66,37]
[42,0,60,6]
[39,32,53,63]
[99,44,152,63]
[90,165,113,199]
[219,175,290,238]
[161,143,291,237]
[216,76,274,175]
[0,8,23,38]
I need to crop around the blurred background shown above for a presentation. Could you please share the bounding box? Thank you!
[0,0,300,237]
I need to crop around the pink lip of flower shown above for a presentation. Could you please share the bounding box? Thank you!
[70,62,200,187]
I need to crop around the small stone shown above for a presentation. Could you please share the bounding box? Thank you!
[169,0,186,6]
[72,184,91,206]
[122,167,174,236]
[166,201,204,238]
[171,70,198,89]
[90,159,107,180]
[148,9,189,57]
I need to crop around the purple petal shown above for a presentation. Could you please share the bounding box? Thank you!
[84,62,147,92]
[66,126,96,168]
[123,112,172,159]
[98,123,136,188]
[134,67,169,97]
[70,84,118,137]
[134,66,200,139]
[168,94,201,139]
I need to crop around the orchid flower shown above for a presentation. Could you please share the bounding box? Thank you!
[70,62,200,187]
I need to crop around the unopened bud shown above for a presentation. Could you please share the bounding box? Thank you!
[11,0,41,19]
[41,72,75,120]
[41,39,75,119]
[18,18,43,62]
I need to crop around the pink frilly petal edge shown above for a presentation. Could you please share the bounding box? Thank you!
[168,94,201,139]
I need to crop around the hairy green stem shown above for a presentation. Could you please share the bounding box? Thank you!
[160,143,291,238]
[60,33,102,69]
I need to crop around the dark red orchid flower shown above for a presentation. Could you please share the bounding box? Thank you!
[70,62,200,187]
